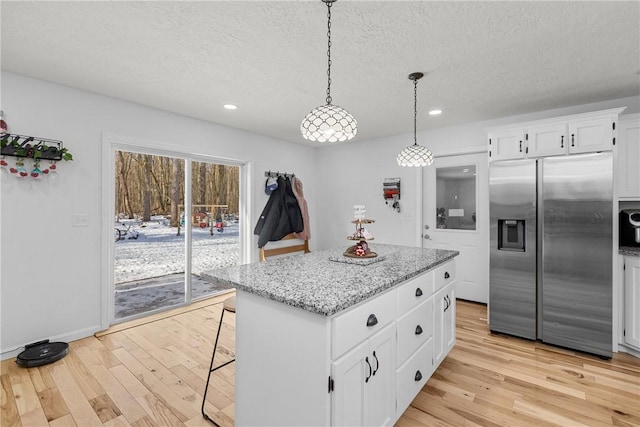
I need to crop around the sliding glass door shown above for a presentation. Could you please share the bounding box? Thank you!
[112,151,239,322]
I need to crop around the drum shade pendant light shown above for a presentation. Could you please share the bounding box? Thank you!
[397,72,434,167]
[301,0,357,143]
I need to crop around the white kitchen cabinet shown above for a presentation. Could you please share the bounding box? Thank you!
[433,282,456,369]
[567,115,615,154]
[624,256,640,350]
[616,114,640,199]
[331,323,396,427]
[487,128,526,161]
[526,122,568,158]
[487,108,624,162]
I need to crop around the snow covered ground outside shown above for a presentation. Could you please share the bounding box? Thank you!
[114,218,240,285]
[113,218,239,318]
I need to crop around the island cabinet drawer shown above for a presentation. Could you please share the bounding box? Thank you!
[433,260,456,293]
[396,338,433,420]
[397,299,433,365]
[332,289,397,359]
[397,271,434,314]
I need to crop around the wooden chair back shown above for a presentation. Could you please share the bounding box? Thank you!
[260,233,310,262]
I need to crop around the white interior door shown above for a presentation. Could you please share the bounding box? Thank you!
[422,153,488,303]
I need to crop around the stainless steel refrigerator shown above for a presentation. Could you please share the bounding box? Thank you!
[489,152,612,357]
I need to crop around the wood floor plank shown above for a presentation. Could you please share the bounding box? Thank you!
[128,346,201,404]
[123,328,181,370]
[27,367,47,394]
[512,399,592,427]
[103,414,134,427]
[61,345,105,400]
[47,362,103,426]
[1,372,23,427]
[89,393,122,424]
[74,346,149,424]
[129,414,161,427]
[48,413,77,427]
[6,359,42,416]
[170,364,233,411]
[111,347,198,422]
[37,387,70,422]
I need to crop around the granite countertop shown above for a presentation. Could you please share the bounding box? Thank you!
[201,244,459,316]
[620,246,640,257]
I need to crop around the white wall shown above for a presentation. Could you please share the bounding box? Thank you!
[316,95,640,251]
[0,72,317,358]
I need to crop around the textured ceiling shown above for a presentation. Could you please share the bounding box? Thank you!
[2,1,639,146]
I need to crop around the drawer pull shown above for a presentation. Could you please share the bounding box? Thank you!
[366,314,378,327]
[415,370,422,382]
[444,271,450,279]
[415,287,423,297]
[372,351,379,376]
[415,325,423,335]
[365,357,372,383]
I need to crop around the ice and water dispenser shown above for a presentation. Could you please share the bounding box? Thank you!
[498,219,525,251]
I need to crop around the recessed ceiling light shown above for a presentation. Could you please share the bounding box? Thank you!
[429,109,442,116]
[224,104,238,110]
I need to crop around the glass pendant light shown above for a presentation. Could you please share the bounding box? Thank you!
[301,0,357,143]
[397,72,434,167]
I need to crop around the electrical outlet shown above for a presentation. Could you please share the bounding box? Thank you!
[72,213,89,227]
[403,212,415,221]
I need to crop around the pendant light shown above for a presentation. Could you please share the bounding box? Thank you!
[301,0,357,143]
[397,72,434,167]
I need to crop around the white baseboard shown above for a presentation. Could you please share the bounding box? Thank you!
[617,343,640,359]
[0,325,102,361]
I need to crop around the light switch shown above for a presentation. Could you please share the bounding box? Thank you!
[72,213,89,227]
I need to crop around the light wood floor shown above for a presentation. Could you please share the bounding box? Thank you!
[2,297,639,426]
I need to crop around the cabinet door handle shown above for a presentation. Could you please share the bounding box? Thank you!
[415,287,423,297]
[444,272,450,279]
[571,134,575,147]
[519,141,522,152]
[365,357,372,383]
[560,135,564,148]
[415,325,423,335]
[415,370,422,382]
[444,295,449,312]
[372,351,379,376]
[366,314,378,327]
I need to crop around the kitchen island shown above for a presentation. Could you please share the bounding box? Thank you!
[203,244,459,427]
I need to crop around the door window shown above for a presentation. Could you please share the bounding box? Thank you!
[436,165,477,230]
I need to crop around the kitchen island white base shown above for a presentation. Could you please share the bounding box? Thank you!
[235,290,331,426]
[233,257,457,427]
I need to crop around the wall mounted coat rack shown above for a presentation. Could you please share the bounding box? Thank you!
[264,170,295,179]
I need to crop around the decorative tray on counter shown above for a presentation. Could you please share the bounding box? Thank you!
[343,245,378,259]
[328,252,387,265]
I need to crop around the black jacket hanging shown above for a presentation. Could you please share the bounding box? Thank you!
[254,176,304,248]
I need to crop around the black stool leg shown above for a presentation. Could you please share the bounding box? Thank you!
[202,307,235,426]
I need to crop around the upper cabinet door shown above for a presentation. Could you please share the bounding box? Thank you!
[616,114,640,199]
[567,116,614,154]
[488,129,526,161]
[527,123,568,158]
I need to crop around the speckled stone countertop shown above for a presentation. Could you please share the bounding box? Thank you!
[620,246,640,257]
[201,244,459,316]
